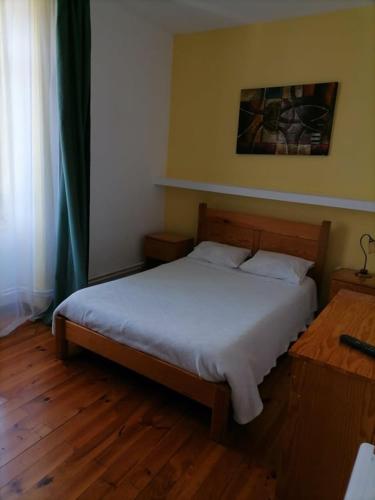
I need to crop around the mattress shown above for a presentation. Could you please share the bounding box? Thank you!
[53,257,317,424]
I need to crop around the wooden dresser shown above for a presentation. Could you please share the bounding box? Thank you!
[278,289,375,500]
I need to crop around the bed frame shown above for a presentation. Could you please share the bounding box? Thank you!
[55,203,331,442]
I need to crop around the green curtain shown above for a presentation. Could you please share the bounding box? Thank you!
[53,0,91,308]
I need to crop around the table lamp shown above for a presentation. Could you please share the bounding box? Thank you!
[356,233,375,278]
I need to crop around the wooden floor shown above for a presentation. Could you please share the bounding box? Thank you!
[0,322,292,499]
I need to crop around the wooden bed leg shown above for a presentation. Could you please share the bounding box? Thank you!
[55,315,68,360]
[210,385,231,443]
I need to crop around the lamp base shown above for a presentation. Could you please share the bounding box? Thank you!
[355,269,373,279]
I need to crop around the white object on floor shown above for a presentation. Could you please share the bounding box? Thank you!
[344,443,375,500]
[53,258,316,424]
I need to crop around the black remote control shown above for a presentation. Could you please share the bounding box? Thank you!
[340,334,375,358]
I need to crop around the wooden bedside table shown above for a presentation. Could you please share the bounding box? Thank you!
[330,268,375,300]
[144,232,194,267]
[278,289,375,500]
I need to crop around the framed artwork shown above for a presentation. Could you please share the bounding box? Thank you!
[236,82,338,155]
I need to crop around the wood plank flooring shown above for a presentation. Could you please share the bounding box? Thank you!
[0,322,291,499]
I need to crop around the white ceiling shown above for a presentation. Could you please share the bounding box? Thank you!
[120,0,374,34]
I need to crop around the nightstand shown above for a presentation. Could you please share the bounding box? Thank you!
[144,232,194,267]
[330,268,375,300]
[278,289,375,500]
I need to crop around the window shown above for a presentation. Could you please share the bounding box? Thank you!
[0,0,58,336]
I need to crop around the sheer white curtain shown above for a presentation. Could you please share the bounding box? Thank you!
[0,0,59,336]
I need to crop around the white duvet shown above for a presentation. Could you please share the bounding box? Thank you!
[53,257,317,424]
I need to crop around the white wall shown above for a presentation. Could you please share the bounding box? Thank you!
[89,0,172,280]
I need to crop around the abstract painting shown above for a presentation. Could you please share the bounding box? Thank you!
[236,82,338,155]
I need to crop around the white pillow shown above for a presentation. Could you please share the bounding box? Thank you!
[187,241,251,268]
[239,250,314,284]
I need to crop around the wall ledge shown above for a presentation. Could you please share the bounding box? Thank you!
[155,177,375,213]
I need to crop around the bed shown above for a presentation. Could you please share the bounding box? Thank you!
[54,203,331,441]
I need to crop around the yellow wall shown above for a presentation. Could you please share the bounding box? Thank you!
[165,6,375,298]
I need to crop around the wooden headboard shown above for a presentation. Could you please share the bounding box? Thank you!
[197,203,331,292]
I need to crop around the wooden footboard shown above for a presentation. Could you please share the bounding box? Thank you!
[54,315,231,442]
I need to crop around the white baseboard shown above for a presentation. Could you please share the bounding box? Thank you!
[89,262,145,285]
